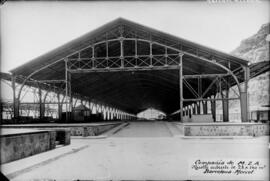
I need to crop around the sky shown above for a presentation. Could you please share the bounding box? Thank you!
[1,1,269,73]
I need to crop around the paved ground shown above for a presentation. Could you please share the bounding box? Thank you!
[0,128,48,135]
[112,121,172,137]
[3,121,269,181]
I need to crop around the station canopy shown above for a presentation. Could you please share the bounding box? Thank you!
[10,18,248,115]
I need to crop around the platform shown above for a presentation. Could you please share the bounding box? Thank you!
[1,122,268,181]
[0,128,56,164]
[1,122,122,137]
[180,122,269,136]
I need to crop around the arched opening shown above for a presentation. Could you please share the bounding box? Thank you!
[137,108,166,120]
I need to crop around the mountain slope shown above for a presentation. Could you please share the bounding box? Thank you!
[233,23,269,112]
[231,23,269,64]
[216,23,269,119]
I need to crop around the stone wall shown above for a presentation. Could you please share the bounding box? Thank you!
[183,114,213,123]
[183,123,269,136]
[0,130,56,164]
[70,123,120,136]
[1,122,121,137]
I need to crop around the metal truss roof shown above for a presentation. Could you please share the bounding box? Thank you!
[8,18,250,114]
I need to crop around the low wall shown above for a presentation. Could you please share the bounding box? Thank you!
[183,122,269,136]
[70,123,120,136]
[183,114,213,123]
[0,129,56,164]
[1,122,121,137]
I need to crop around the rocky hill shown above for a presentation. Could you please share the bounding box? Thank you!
[231,23,269,63]
[217,23,269,118]
[232,23,269,112]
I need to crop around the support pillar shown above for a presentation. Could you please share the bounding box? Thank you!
[0,99,2,123]
[70,95,74,121]
[106,108,109,120]
[12,75,19,122]
[101,106,105,120]
[222,90,229,122]
[111,109,113,120]
[57,93,62,121]
[240,67,249,122]
[65,59,72,122]
[222,78,229,122]
[198,78,202,115]
[179,53,184,121]
[211,96,216,122]
[192,104,196,114]
[38,87,45,120]
[89,101,92,114]
[108,108,110,120]
[188,106,192,118]
[202,101,208,114]
[196,102,201,114]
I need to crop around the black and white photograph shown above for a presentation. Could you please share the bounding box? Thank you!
[0,0,269,180]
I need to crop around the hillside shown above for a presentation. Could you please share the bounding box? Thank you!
[217,23,269,117]
[231,23,269,63]
[232,23,269,111]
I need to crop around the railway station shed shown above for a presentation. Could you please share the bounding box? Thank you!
[8,18,250,123]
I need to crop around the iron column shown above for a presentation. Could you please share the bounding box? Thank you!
[179,53,184,121]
